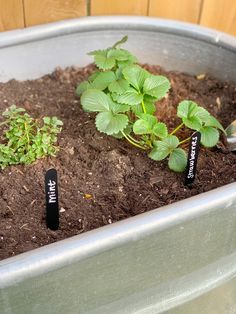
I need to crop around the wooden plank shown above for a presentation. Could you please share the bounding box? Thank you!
[148,0,202,23]
[0,0,24,31]
[200,0,236,36]
[24,0,87,27]
[91,0,149,15]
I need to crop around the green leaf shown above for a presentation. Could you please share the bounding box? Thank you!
[3,105,25,117]
[95,112,128,135]
[204,115,225,134]
[149,141,170,160]
[112,88,143,106]
[51,117,63,126]
[177,100,198,119]
[116,60,136,69]
[95,54,116,70]
[200,126,219,147]
[132,99,156,115]
[112,36,128,48]
[177,100,210,130]
[108,78,130,94]
[0,106,62,169]
[192,106,210,121]
[81,89,110,112]
[122,65,150,90]
[148,135,179,161]
[182,116,202,130]
[131,103,156,116]
[76,81,91,96]
[133,119,150,134]
[162,135,180,150]
[133,114,157,135]
[143,75,170,99]
[145,102,156,115]
[43,117,51,124]
[108,49,131,61]
[108,95,130,113]
[168,148,187,172]
[112,124,132,139]
[115,67,123,79]
[88,71,100,82]
[131,104,143,115]
[89,50,116,70]
[91,71,116,90]
[143,95,157,114]
[153,122,168,138]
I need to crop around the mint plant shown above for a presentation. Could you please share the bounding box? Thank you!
[0,105,63,169]
[76,36,225,172]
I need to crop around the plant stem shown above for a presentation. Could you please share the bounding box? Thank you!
[24,123,30,149]
[150,133,155,144]
[0,121,7,127]
[122,131,146,150]
[170,122,184,135]
[179,136,191,145]
[127,134,141,144]
[141,100,146,114]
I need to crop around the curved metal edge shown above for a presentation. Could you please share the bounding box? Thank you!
[0,16,235,52]
[88,252,236,314]
[0,182,236,288]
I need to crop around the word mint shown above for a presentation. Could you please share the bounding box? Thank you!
[48,180,57,203]
[45,169,59,230]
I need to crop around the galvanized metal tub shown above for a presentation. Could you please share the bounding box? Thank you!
[0,16,236,314]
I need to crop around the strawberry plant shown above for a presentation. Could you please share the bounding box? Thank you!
[76,36,225,172]
[0,105,63,169]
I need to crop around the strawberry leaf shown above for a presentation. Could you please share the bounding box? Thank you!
[168,148,187,172]
[203,115,225,134]
[133,114,157,135]
[81,89,110,112]
[153,122,168,138]
[132,101,156,115]
[149,135,179,160]
[143,75,170,100]
[122,65,150,90]
[108,95,130,113]
[112,88,143,106]
[95,112,128,135]
[107,48,137,63]
[108,78,130,94]
[112,36,128,48]
[177,100,210,130]
[200,126,219,147]
[92,71,116,90]
[76,81,91,96]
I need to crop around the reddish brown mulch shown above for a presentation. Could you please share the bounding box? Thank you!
[0,64,235,260]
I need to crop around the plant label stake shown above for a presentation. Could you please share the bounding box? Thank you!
[45,168,59,230]
[185,132,201,185]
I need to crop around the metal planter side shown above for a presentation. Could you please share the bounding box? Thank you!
[0,17,236,314]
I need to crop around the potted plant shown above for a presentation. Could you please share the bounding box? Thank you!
[0,16,236,314]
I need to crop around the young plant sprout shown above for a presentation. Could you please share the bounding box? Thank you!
[76,36,225,172]
[0,105,63,169]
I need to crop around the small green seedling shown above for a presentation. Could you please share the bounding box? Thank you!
[77,36,225,172]
[0,105,63,169]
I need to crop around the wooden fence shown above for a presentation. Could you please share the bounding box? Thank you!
[0,0,235,35]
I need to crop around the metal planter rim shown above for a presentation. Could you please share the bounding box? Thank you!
[0,16,236,314]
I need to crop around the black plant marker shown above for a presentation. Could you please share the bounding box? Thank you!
[45,168,59,230]
[185,132,201,186]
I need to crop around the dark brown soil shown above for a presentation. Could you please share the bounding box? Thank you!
[0,64,236,261]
